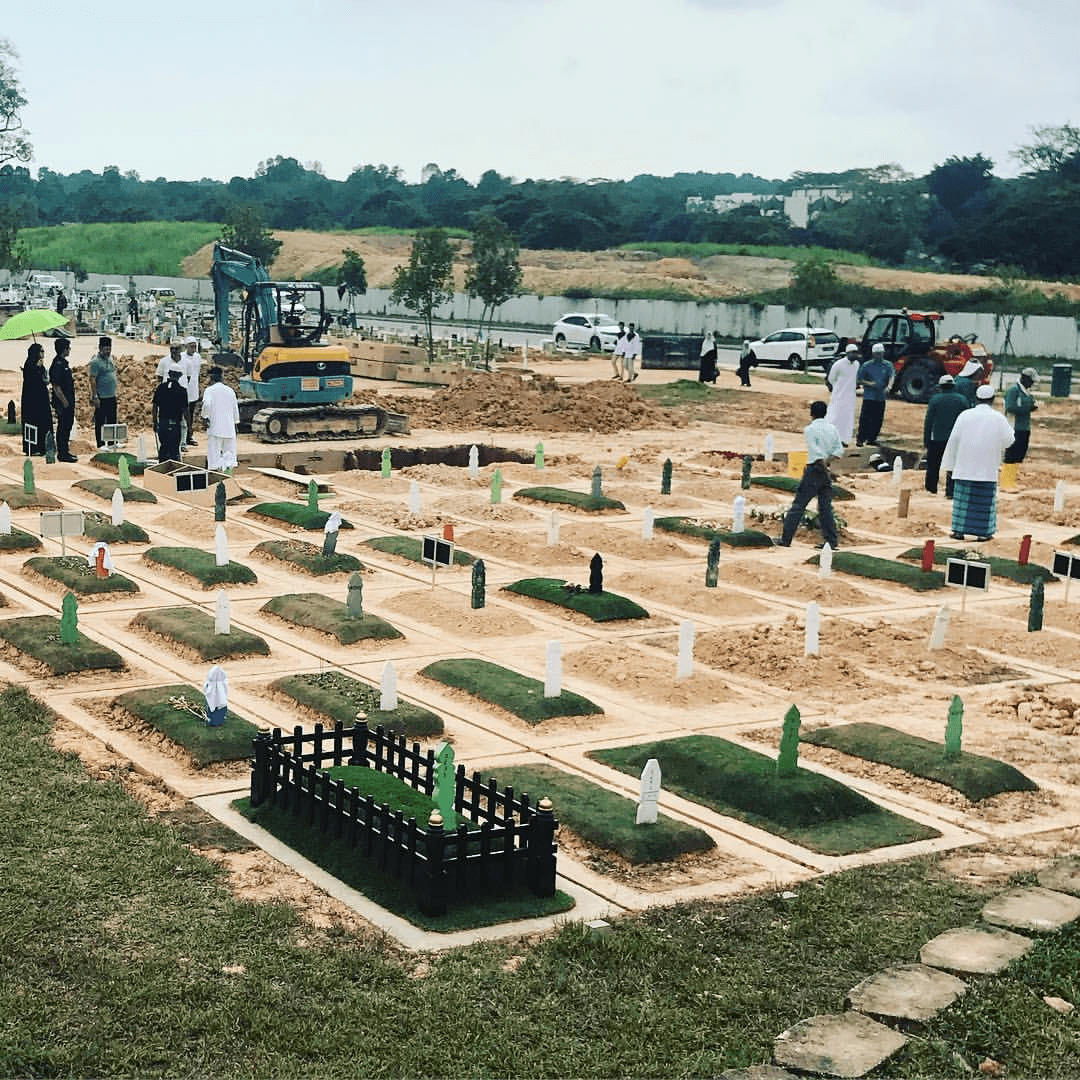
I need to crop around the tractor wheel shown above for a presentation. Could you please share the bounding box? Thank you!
[897,360,937,404]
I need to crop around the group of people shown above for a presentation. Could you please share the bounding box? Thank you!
[822,342,893,447]
[608,322,642,382]
[20,338,77,461]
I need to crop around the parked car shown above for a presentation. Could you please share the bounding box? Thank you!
[25,273,63,293]
[98,284,127,305]
[742,327,840,371]
[145,287,176,305]
[552,312,621,352]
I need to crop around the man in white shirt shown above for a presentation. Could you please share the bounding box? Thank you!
[610,321,626,379]
[621,323,642,382]
[940,383,1015,542]
[182,336,202,446]
[201,367,240,473]
[775,399,845,549]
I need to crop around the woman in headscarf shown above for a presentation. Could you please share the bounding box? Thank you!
[698,330,718,384]
[20,342,54,457]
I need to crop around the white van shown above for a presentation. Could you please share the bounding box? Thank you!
[146,287,176,305]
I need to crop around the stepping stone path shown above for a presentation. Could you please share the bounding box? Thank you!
[844,962,967,1022]
[918,926,1034,975]
[773,1012,906,1078]
[981,886,1080,933]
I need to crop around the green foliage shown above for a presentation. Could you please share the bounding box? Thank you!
[504,577,649,621]
[654,516,774,548]
[0,483,59,510]
[260,593,403,644]
[818,550,946,590]
[91,451,146,475]
[389,227,456,361]
[143,547,257,587]
[0,526,40,551]
[251,539,362,576]
[132,607,269,661]
[81,512,149,544]
[787,253,842,314]
[220,205,281,267]
[514,486,625,511]
[247,501,353,530]
[363,535,474,565]
[465,215,523,358]
[73,478,156,503]
[619,241,874,265]
[0,614,122,674]
[25,555,139,595]
[419,657,603,722]
[0,203,29,272]
[0,39,31,167]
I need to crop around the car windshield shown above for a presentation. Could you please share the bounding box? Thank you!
[814,333,839,345]
[591,316,617,327]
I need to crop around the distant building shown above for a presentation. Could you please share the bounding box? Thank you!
[686,186,853,229]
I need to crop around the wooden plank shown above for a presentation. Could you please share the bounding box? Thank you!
[248,466,333,493]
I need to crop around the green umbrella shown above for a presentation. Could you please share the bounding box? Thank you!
[0,308,68,341]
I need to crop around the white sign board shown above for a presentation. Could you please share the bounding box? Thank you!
[40,510,85,539]
[101,423,127,447]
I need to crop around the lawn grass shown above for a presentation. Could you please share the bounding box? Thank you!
[363,535,475,566]
[897,545,1056,585]
[590,735,940,855]
[143,547,257,587]
[131,607,270,661]
[272,671,443,738]
[514,486,626,512]
[750,474,855,500]
[73,478,157,503]
[811,550,946,591]
[81,511,150,544]
[420,658,602,723]
[112,684,259,767]
[654,516,775,548]
[0,683,1076,1077]
[0,615,123,674]
[503,577,650,621]
[248,502,353,530]
[801,722,1037,801]
[90,451,146,476]
[491,763,714,865]
[260,593,402,644]
[24,555,139,596]
[0,527,41,552]
[0,484,61,509]
[251,539,363,576]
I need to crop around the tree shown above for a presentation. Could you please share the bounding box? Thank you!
[220,205,282,267]
[1014,124,1080,175]
[390,229,456,362]
[788,255,842,325]
[0,40,31,167]
[465,215,523,363]
[336,248,367,312]
[0,204,29,272]
[926,154,995,216]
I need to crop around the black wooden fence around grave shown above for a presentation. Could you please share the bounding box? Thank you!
[249,722,558,916]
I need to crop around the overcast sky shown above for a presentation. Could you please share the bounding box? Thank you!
[4,0,1077,186]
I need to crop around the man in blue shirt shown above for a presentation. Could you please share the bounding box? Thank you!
[775,400,845,549]
[855,342,893,446]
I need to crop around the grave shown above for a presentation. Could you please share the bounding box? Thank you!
[144,461,242,507]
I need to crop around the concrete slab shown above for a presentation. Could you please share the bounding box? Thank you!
[1038,858,1080,897]
[981,886,1080,933]
[845,962,967,1022]
[719,1067,799,1080]
[919,926,1035,974]
[773,1012,907,1078]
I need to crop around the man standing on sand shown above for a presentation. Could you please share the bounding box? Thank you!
[610,321,626,379]
[621,323,642,382]
[855,343,893,446]
[1004,367,1039,464]
[941,383,1015,542]
[825,343,860,445]
[774,400,844,550]
[49,338,77,462]
[88,336,117,448]
[201,367,240,473]
[954,358,982,406]
[181,337,202,446]
[152,367,188,463]
[922,373,967,496]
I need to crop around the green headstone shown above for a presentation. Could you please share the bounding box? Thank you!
[944,694,964,758]
[380,447,392,479]
[322,528,339,556]
[307,479,318,511]
[491,468,503,505]
[591,466,602,498]
[346,572,363,618]
[44,430,56,465]
[1028,577,1045,633]
[535,442,544,469]
[705,538,721,588]
[214,481,227,523]
[776,704,801,777]
[661,458,672,495]
[471,559,486,610]
[22,457,34,495]
[741,454,753,490]
[433,741,456,822]
[118,455,131,491]
[60,592,78,645]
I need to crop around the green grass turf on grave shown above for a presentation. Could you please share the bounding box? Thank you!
[247,502,353,530]
[73,478,157,503]
[81,512,149,544]
[897,545,1056,585]
[143,547,257,588]
[272,671,443,738]
[492,763,715,865]
[90,451,146,476]
[0,420,20,435]
[131,607,270,661]
[419,658,602,724]
[112,684,260,768]
[503,578,649,621]
[653,517,774,548]
[251,539,363,576]
[24,555,139,596]
[363,535,475,566]
[236,793,574,932]
[260,594,403,645]
[801,722,1038,801]
[0,526,41,551]
[0,484,61,510]
[590,735,941,856]
[749,475,855,500]
[809,550,946,590]
[0,614,123,674]
[324,765,473,831]
[513,486,626,512]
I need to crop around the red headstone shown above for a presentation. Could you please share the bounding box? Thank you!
[95,546,108,578]
[921,539,935,572]
[443,523,454,541]
[1018,534,1032,566]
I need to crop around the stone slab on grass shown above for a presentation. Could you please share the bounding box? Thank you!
[845,962,967,1022]
[773,1012,906,1078]
[981,886,1080,933]
[1038,859,1080,897]
[919,926,1034,975]
[719,1067,798,1080]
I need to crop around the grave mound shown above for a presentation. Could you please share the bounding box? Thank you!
[251,540,363,576]
[504,577,649,621]
[260,594,402,644]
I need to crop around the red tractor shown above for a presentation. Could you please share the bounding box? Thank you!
[859,310,993,404]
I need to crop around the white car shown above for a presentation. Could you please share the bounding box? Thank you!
[552,312,622,352]
[743,327,840,371]
[26,273,63,293]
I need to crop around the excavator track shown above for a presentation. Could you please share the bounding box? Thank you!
[247,405,410,443]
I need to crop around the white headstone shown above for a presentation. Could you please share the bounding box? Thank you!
[408,480,421,514]
[732,495,745,534]
[1055,480,1066,513]
[892,456,904,487]
[0,501,11,535]
[214,590,230,635]
[521,342,528,368]
[468,445,479,480]
[324,510,342,535]
[929,604,950,651]
[764,433,775,462]
[111,487,124,527]
[642,506,654,541]
[636,758,661,825]
[676,619,695,680]
[819,542,833,578]
[805,601,820,656]
[547,509,560,546]
[87,541,113,573]
[380,661,398,711]
[544,640,562,699]
[215,524,229,567]
[136,433,148,464]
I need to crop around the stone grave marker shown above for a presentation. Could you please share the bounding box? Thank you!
[764,432,774,462]
[111,488,124,527]
[203,664,228,726]
[589,553,603,594]
[1018,533,1032,565]
[636,758,661,825]
[921,539,935,571]
[23,458,34,495]
[60,592,78,644]
[642,506,654,541]
[535,441,544,469]
[6,401,13,425]
[91,541,112,578]
[346,571,363,618]
[1029,577,1044,632]
[777,704,801,776]
[929,605,950,651]
[544,640,562,698]
[306,479,318,512]
[467,444,479,480]
[380,661,397,710]
[214,481,227,523]
[471,559,485,609]
[591,466,602,498]
[944,694,963,757]
[705,537,721,588]
[44,430,56,465]
[118,456,131,491]
[741,454,752,490]
[1054,480,1066,513]
[0,501,9,535]
[323,511,341,556]
[676,620,694,679]
[433,741,455,822]
[661,458,672,495]
[137,434,148,464]
[804,601,820,656]
[819,542,833,578]
[215,524,229,567]
[215,590,231,635]
[892,456,903,487]
[547,510,560,546]
[491,468,502,504]
[732,494,745,533]
[408,480,421,514]
[380,447,392,479]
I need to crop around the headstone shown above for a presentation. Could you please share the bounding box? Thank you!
[408,480,421,514]
[214,481,227,522]
[59,591,78,644]
[740,454,752,490]
[307,478,318,511]
[661,458,672,495]
[111,488,124,527]
[0,501,9,535]
[819,542,833,578]
[1018,534,1032,566]
[470,559,486,609]
[6,401,14,425]
[1029,576,1045,632]
[137,433,148,464]
[442,523,454,541]
[929,604,950,651]
[379,661,397,710]
[732,495,745,533]
[547,510,560,546]
[214,590,230,635]
[636,758,661,825]
[118,456,131,491]
[676,620,694,680]
[776,704,801,776]
[804,601,820,656]
[544,640,562,698]
[23,458,34,495]
[705,537,721,588]
[346,571,363,618]
[203,664,228,726]
[892,456,903,487]
[215,524,229,567]
[922,539,935,572]
[322,511,341,556]
[642,507,654,541]
[467,444,479,480]
[433,741,456,821]
[44,430,56,465]
[764,432,774,462]
[380,447,392,479]
[535,441,544,469]
[1054,480,1066,513]
[491,468,502,504]
[589,553,603,594]
[897,488,912,517]
[591,466,602,498]
[944,694,963,757]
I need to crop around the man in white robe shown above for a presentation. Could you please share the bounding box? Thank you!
[825,344,860,445]
[201,367,240,473]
